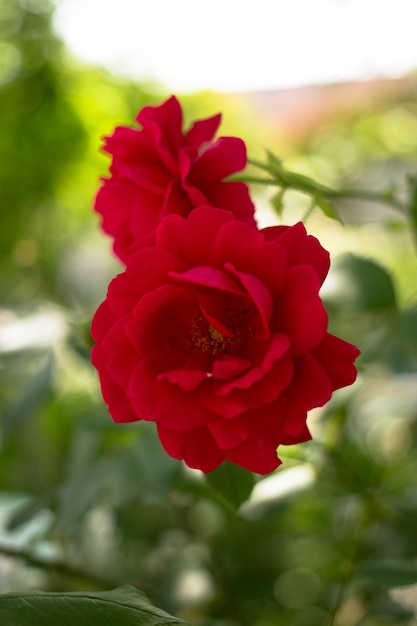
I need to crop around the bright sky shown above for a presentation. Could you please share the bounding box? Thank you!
[54,0,417,92]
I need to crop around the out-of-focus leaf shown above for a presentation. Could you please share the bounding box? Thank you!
[6,496,43,531]
[2,352,54,431]
[357,559,417,587]
[407,174,417,247]
[0,585,188,626]
[56,426,179,530]
[324,254,397,313]
[365,596,415,622]
[206,462,255,510]
[383,305,417,371]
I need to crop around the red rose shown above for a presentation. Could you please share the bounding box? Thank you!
[94,96,256,263]
[91,207,360,474]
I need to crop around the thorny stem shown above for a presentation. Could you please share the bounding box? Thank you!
[231,158,409,215]
[0,542,118,589]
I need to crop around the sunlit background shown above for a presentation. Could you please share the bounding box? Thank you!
[1,1,417,624]
[54,0,417,92]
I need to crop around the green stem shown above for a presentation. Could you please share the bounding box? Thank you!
[0,542,118,589]
[232,159,408,216]
[301,196,317,224]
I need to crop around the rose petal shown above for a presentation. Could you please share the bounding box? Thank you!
[184,113,221,148]
[91,300,117,343]
[285,353,333,421]
[129,356,213,430]
[312,333,360,390]
[170,266,245,296]
[263,222,330,286]
[208,418,249,450]
[279,423,312,446]
[226,438,281,474]
[196,291,240,338]
[156,206,234,266]
[224,263,273,340]
[212,356,251,380]
[91,344,138,423]
[190,136,247,180]
[136,95,183,173]
[201,335,293,418]
[195,181,256,226]
[216,334,290,395]
[158,368,208,392]
[273,265,328,355]
[208,397,287,450]
[157,423,225,472]
[126,285,194,355]
[212,221,287,298]
[107,248,187,317]
[104,318,138,387]
[161,179,194,217]
[104,127,172,191]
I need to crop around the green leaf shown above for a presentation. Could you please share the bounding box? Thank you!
[270,189,285,216]
[3,352,54,431]
[383,305,417,371]
[0,585,188,626]
[266,150,283,173]
[367,596,415,621]
[357,559,417,588]
[315,194,338,220]
[56,426,179,530]
[206,462,255,510]
[324,254,397,313]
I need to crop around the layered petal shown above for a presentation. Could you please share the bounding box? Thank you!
[91,169,359,475]
[157,423,225,472]
[312,333,361,390]
[94,97,255,263]
[272,265,328,355]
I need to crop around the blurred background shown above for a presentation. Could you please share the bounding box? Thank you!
[1,1,417,624]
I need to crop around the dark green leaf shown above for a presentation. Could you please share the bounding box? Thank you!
[383,305,417,371]
[206,462,255,510]
[368,596,415,621]
[357,559,417,587]
[324,254,397,312]
[0,585,188,626]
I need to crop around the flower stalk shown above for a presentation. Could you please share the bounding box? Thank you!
[231,157,409,217]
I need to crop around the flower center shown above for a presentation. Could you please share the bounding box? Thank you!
[191,306,253,356]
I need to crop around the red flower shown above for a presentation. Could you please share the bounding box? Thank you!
[94,96,256,263]
[91,207,360,475]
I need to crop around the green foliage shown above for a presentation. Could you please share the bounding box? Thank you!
[357,559,417,588]
[407,173,417,248]
[205,462,255,510]
[0,586,188,625]
[0,1,87,301]
[324,254,397,313]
